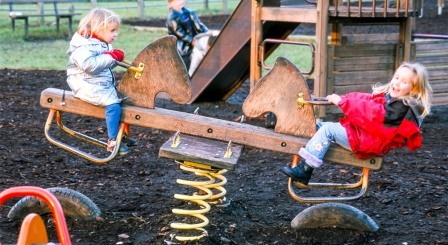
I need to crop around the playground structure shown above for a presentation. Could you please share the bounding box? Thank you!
[0,186,100,244]
[37,35,385,241]
[0,186,72,245]
[3,0,448,243]
[190,0,448,118]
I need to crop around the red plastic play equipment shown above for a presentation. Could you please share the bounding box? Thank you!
[0,186,72,245]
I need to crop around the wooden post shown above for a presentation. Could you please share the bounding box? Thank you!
[90,0,97,9]
[69,4,74,14]
[314,0,329,119]
[410,0,416,61]
[398,15,412,63]
[329,22,340,106]
[331,23,342,45]
[223,0,228,14]
[137,0,145,20]
[326,44,335,114]
[404,16,413,62]
[250,0,262,91]
[204,0,208,10]
[37,2,44,26]
[439,0,445,15]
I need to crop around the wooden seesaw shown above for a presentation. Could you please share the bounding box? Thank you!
[39,36,382,239]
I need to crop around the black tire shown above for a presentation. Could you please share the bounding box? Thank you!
[7,187,101,221]
[265,112,277,128]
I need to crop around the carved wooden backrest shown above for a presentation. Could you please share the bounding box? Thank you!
[242,56,316,138]
[118,35,192,109]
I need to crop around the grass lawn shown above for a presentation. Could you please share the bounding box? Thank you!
[0,0,313,72]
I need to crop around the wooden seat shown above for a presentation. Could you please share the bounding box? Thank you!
[159,132,243,171]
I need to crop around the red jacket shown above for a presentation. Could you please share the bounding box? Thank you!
[338,92,423,159]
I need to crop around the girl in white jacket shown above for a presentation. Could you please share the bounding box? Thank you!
[66,8,137,155]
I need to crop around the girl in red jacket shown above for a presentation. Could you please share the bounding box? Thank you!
[282,62,433,185]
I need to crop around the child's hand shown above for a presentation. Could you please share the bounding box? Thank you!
[326,94,342,106]
[112,49,125,61]
[104,49,125,61]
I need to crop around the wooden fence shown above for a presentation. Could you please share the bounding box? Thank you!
[0,0,234,19]
[326,33,448,114]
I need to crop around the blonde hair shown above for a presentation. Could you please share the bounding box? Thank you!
[372,62,432,118]
[78,8,121,38]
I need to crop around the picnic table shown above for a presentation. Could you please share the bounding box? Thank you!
[1,0,81,38]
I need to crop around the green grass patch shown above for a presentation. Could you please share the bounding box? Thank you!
[0,23,168,70]
[263,38,315,77]
[0,1,238,70]
[0,0,313,73]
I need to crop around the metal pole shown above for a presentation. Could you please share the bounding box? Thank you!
[137,0,144,20]
[223,0,228,14]
[90,0,97,9]
[38,2,44,26]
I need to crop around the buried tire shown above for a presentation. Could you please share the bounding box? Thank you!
[291,202,379,232]
[7,187,101,221]
[265,112,277,128]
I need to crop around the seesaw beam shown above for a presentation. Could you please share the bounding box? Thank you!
[40,88,382,170]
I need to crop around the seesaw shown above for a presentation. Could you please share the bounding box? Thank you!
[38,36,383,240]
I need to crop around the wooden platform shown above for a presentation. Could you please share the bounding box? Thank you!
[159,134,243,170]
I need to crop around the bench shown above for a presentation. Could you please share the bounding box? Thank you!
[1,0,81,38]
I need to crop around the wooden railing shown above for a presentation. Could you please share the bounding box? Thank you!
[329,0,422,18]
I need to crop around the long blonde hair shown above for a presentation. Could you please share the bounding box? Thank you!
[372,62,432,118]
[78,8,121,38]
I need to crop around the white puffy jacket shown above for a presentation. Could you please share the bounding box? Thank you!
[66,33,122,107]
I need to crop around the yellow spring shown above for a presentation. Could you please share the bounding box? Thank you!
[171,163,228,241]
[204,169,228,205]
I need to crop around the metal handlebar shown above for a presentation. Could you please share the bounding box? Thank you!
[306,96,333,105]
[260,39,315,75]
[297,94,333,106]
[116,59,144,79]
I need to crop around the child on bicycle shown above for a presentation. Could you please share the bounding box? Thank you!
[66,8,137,155]
[282,62,433,185]
[166,0,208,70]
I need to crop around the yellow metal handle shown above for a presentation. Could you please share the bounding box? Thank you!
[116,59,144,80]
[121,59,132,65]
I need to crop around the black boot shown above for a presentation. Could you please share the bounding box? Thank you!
[281,162,314,185]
